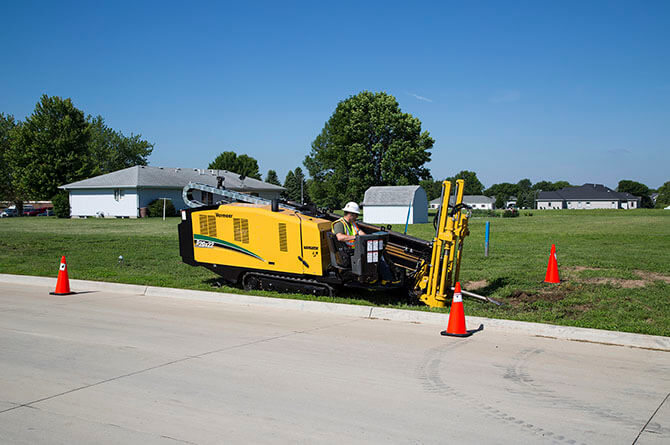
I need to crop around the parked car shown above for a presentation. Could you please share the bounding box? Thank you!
[37,209,54,216]
[0,208,18,217]
[24,207,45,216]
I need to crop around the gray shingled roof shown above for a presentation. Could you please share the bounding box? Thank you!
[537,184,639,201]
[446,195,496,205]
[363,186,424,206]
[60,166,284,191]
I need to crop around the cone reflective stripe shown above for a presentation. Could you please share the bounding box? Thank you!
[50,256,74,296]
[441,282,483,337]
[544,244,560,284]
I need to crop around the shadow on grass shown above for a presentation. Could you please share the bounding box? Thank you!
[476,277,510,297]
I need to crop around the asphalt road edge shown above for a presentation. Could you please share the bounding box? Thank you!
[2,273,668,351]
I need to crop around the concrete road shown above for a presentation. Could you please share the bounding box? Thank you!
[0,283,668,444]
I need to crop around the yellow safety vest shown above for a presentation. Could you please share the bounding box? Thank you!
[332,217,359,247]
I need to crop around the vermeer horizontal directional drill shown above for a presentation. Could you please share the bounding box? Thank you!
[178,179,469,307]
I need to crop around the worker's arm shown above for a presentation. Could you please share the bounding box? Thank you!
[333,221,356,242]
[335,233,356,242]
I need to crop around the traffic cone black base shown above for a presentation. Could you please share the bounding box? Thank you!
[440,324,484,337]
[49,291,75,296]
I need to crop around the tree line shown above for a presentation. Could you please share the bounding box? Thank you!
[0,95,153,212]
[209,89,667,210]
[4,91,668,215]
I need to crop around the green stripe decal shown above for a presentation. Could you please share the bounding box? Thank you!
[194,234,265,262]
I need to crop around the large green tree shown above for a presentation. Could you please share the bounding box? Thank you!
[304,91,434,208]
[264,169,281,186]
[208,151,261,179]
[9,95,93,200]
[655,181,670,208]
[0,113,20,203]
[446,170,484,195]
[617,180,653,208]
[88,115,153,175]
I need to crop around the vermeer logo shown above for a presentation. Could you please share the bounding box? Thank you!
[216,213,233,218]
[195,239,214,248]
[304,246,318,250]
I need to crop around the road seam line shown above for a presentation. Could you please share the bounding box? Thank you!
[632,392,670,444]
[0,319,360,416]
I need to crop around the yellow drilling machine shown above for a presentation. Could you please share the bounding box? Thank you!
[178,179,470,308]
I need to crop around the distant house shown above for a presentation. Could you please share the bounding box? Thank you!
[362,186,428,224]
[536,184,640,210]
[505,196,517,209]
[429,198,442,209]
[432,195,495,210]
[60,166,284,218]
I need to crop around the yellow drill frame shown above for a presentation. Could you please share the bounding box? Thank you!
[416,179,470,307]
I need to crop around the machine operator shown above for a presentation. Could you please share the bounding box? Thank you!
[331,201,362,247]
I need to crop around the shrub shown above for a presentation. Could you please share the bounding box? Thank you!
[52,191,70,218]
[148,199,176,217]
[502,209,519,218]
[470,209,498,218]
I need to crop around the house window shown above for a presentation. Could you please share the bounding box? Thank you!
[114,189,124,201]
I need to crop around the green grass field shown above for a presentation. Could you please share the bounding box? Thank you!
[1,209,669,336]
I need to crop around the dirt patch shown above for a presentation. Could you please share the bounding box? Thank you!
[634,270,670,284]
[506,288,568,306]
[579,277,646,288]
[565,266,603,272]
[464,280,488,290]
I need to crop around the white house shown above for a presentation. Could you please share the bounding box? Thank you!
[362,186,428,224]
[60,166,284,218]
[431,195,495,210]
[536,184,641,210]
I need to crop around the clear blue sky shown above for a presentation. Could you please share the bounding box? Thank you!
[2,1,669,189]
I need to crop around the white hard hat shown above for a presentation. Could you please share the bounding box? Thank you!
[342,201,361,214]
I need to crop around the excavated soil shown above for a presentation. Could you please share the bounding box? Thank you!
[506,287,569,306]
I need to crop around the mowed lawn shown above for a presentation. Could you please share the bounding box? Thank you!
[1,209,669,336]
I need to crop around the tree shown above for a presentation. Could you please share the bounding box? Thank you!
[484,182,519,209]
[532,180,571,192]
[283,170,297,201]
[516,178,534,208]
[88,115,153,175]
[264,170,281,186]
[0,113,20,204]
[9,95,93,200]
[617,180,653,208]
[283,167,308,202]
[304,91,434,208]
[420,178,442,201]
[655,181,670,208]
[208,151,261,179]
[446,171,484,195]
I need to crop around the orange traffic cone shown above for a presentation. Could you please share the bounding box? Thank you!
[441,282,483,337]
[544,244,560,284]
[50,256,74,295]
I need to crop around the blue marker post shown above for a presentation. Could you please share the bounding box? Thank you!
[485,221,490,257]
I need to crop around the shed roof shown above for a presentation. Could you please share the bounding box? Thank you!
[363,186,424,206]
[60,166,284,192]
